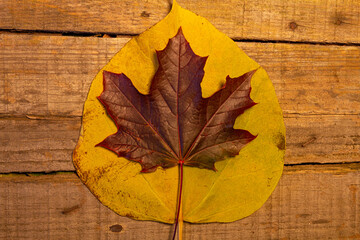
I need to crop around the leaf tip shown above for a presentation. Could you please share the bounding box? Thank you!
[140,165,158,173]
[94,138,110,150]
[172,0,179,9]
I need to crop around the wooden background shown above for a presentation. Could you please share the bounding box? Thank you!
[0,0,359,239]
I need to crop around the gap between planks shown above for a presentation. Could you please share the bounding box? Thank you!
[1,163,360,176]
[1,29,360,47]
[0,162,360,176]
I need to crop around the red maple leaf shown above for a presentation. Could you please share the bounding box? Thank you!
[97,28,257,173]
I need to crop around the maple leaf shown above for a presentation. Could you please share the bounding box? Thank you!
[96,28,257,173]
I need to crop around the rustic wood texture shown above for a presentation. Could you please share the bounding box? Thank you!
[1,33,359,173]
[0,165,359,239]
[0,0,360,43]
[1,0,359,239]
[1,114,359,173]
[1,34,359,117]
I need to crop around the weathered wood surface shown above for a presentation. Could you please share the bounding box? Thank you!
[0,34,359,172]
[1,114,359,173]
[0,165,359,239]
[1,0,360,43]
[1,34,359,117]
[0,0,359,238]
[0,34,129,117]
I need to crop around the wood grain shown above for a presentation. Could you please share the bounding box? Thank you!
[1,114,359,172]
[0,0,359,43]
[0,0,359,238]
[0,34,129,117]
[0,118,78,173]
[0,165,359,239]
[1,33,359,172]
[1,34,359,117]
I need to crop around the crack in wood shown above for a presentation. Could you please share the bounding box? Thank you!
[1,28,360,47]
[1,162,360,176]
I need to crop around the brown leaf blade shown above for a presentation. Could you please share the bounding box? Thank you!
[97,28,256,172]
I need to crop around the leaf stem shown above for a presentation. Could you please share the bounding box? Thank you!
[172,160,184,240]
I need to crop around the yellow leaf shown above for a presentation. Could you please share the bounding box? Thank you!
[73,0,285,223]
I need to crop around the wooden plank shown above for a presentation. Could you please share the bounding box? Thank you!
[285,114,360,164]
[0,0,359,43]
[1,34,359,117]
[0,165,359,239]
[0,118,79,173]
[1,114,359,173]
[0,34,129,117]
